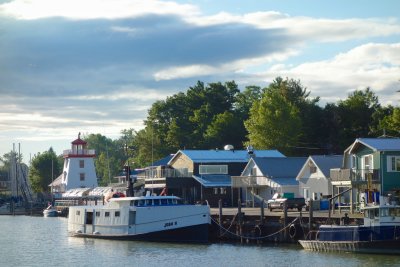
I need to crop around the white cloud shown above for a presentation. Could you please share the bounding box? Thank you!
[187,11,400,43]
[261,43,400,104]
[0,0,200,20]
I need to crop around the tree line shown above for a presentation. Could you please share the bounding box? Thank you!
[4,76,399,192]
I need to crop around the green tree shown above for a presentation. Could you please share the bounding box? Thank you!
[336,87,380,149]
[204,111,246,149]
[29,148,61,193]
[244,89,301,155]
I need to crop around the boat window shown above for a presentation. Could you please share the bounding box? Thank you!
[105,212,110,217]
[389,208,400,217]
[115,211,120,217]
[138,200,144,206]
[145,199,152,206]
[380,208,389,217]
[95,211,100,217]
[172,199,177,205]
[167,199,173,205]
[153,199,160,206]
[374,208,379,218]
[76,210,80,216]
[161,199,167,205]
[130,201,134,206]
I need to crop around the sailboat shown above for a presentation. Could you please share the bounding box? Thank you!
[43,159,58,217]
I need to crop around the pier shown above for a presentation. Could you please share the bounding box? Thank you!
[209,205,363,243]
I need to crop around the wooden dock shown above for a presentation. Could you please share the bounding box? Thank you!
[209,206,363,243]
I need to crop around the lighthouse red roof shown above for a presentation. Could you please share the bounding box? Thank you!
[71,133,87,145]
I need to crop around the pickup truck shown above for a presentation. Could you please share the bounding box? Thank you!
[267,193,306,212]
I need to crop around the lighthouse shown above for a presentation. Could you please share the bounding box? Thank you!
[60,133,98,191]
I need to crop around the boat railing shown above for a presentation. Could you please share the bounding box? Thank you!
[305,230,320,240]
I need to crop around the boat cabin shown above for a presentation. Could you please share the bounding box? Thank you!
[107,196,183,208]
[363,204,400,227]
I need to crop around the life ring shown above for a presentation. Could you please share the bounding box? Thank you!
[289,224,297,239]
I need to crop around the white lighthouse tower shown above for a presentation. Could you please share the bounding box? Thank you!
[60,133,98,191]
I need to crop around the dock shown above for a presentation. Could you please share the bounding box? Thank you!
[209,206,363,243]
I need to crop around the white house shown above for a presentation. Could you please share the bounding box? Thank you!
[296,155,343,200]
[233,157,306,206]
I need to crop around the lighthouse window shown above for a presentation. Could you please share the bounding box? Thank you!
[79,160,84,168]
[80,173,85,181]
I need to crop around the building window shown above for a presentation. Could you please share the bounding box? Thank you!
[199,165,228,174]
[95,211,100,217]
[80,173,85,181]
[214,188,219,194]
[79,160,84,168]
[220,188,226,194]
[310,166,317,174]
[387,156,400,172]
[250,167,257,176]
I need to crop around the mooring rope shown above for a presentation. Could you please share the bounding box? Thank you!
[211,216,300,240]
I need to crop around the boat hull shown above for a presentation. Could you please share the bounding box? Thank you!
[299,239,400,255]
[43,210,58,217]
[71,222,210,243]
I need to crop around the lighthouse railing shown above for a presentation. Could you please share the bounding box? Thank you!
[63,149,96,156]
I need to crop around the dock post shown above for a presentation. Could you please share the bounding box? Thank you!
[309,199,314,232]
[260,199,264,225]
[218,199,223,236]
[283,201,288,241]
[238,199,243,243]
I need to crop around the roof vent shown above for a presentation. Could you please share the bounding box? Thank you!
[247,145,254,154]
[224,144,234,151]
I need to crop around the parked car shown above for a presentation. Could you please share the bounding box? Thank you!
[267,193,306,212]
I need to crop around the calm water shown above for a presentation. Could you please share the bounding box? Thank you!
[0,216,399,267]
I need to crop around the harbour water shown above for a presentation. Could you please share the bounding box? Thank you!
[1,215,399,267]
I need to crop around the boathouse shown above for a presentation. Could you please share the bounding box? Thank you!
[296,155,343,201]
[139,146,285,207]
[330,138,400,213]
[232,157,306,207]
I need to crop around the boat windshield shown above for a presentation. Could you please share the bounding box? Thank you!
[364,207,400,219]
[131,198,181,207]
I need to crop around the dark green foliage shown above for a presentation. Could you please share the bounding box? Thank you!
[28,148,61,193]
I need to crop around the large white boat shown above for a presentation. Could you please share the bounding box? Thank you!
[68,195,210,243]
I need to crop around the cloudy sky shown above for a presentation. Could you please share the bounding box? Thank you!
[0,0,399,164]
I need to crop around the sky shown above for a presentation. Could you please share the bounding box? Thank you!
[0,0,399,164]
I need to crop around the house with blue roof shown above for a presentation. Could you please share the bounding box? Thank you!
[232,157,306,207]
[140,147,285,207]
[296,155,343,202]
[330,138,400,213]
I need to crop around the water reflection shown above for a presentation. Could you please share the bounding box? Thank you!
[1,216,400,267]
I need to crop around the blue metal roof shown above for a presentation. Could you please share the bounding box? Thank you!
[174,149,285,163]
[151,154,174,167]
[252,157,307,179]
[353,138,400,152]
[192,174,232,187]
[310,155,343,177]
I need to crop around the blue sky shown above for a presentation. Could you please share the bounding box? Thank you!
[0,0,399,164]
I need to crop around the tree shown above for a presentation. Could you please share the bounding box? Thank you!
[204,111,246,149]
[29,148,61,193]
[336,87,380,149]
[244,89,302,155]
